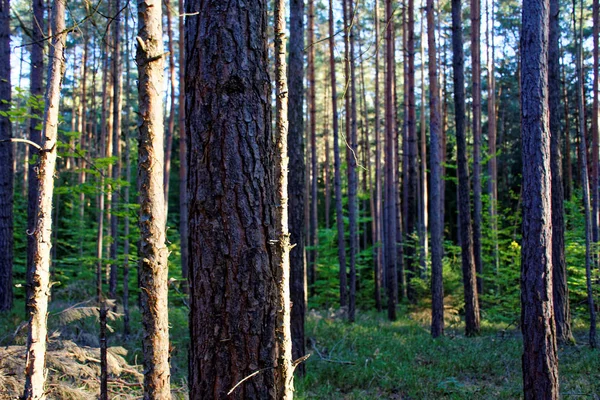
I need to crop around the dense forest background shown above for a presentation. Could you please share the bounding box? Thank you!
[0,0,598,398]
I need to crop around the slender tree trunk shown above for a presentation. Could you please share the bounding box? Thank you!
[549,0,574,344]
[0,0,13,312]
[78,32,88,258]
[123,7,132,336]
[385,0,398,321]
[418,6,429,277]
[186,1,279,398]
[308,0,318,294]
[374,0,383,312]
[109,0,123,305]
[427,0,444,338]
[324,87,331,230]
[520,0,561,395]
[329,0,348,308]
[451,0,481,336]
[136,0,172,396]
[289,0,306,376]
[23,1,67,397]
[26,0,44,318]
[274,1,295,393]
[347,0,359,323]
[563,59,573,200]
[471,0,483,299]
[164,0,176,212]
[178,0,188,293]
[573,0,598,348]
[593,0,599,267]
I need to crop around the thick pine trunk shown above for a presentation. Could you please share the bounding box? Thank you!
[385,0,398,321]
[520,0,561,395]
[136,0,172,396]
[289,0,306,376]
[0,0,13,312]
[26,0,44,318]
[549,0,574,344]
[451,0,481,336]
[186,2,279,398]
[23,1,67,397]
[329,0,348,308]
[427,0,444,338]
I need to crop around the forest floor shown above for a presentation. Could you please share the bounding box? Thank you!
[1,296,598,399]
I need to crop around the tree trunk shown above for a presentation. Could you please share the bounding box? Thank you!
[0,0,13,312]
[273,0,295,393]
[451,0,480,336]
[136,0,172,396]
[26,0,44,318]
[109,0,123,305]
[23,1,67,397]
[164,0,176,212]
[385,0,398,321]
[520,0,561,395]
[289,0,306,376]
[549,0,574,344]
[373,0,383,312]
[186,1,279,398]
[123,7,132,336]
[329,0,348,309]
[418,6,429,277]
[593,0,599,277]
[471,0,483,299]
[573,0,597,348]
[308,0,318,296]
[563,59,573,200]
[178,0,188,292]
[427,0,444,338]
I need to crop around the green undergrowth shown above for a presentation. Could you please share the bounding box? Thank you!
[295,310,600,400]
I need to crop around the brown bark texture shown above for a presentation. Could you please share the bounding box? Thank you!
[451,0,481,336]
[136,0,172,397]
[178,0,188,290]
[186,1,279,398]
[23,0,67,397]
[0,0,13,312]
[520,0,560,395]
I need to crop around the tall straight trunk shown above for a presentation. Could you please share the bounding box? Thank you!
[23,1,67,396]
[123,8,132,336]
[451,0,481,336]
[398,4,407,301]
[164,0,176,212]
[26,0,44,318]
[78,32,88,258]
[178,0,188,291]
[520,0,561,394]
[109,0,123,304]
[549,0,574,344]
[385,0,398,321]
[593,0,599,258]
[308,0,318,292]
[324,87,331,230]
[289,0,306,376]
[427,0,444,338]
[563,60,573,200]
[405,0,419,303]
[486,0,499,280]
[186,1,279,398]
[573,0,597,348]
[136,0,172,396]
[346,0,359,323]
[374,0,383,312]
[274,0,295,393]
[0,0,13,312]
[471,0,483,299]
[418,6,429,276]
[328,0,348,308]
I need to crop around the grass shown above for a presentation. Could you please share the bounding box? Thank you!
[2,291,599,399]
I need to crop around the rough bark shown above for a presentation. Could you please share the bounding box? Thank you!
[26,0,44,318]
[186,1,278,398]
[520,0,561,395]
[451,0,481,336]
[385,0,398,321]
[288,0,306,376]
[427,0,444,338]
[329,0,348,308]
[178,0,188,292]
[549,0,574,345]
[0,0,13,312]
[23,1,67,397]
[274,0,295,393]
[136,0,172,397]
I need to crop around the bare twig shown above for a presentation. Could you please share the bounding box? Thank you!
[227,367,274,395]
